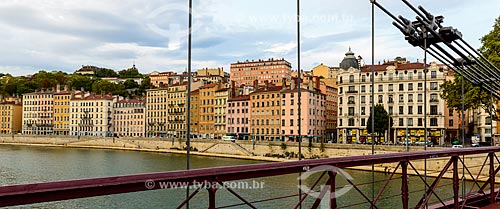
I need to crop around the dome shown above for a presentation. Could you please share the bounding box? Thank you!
[339,47,359,70]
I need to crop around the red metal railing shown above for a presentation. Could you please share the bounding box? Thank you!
[0,147,499,208]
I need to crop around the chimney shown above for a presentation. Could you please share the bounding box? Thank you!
[308,78,313,90]
[231,81,236,97]
[56,84,61,93]
[315,76,320,89]
[253,80,258,89]
[64,85,68,91]
[282,78,287,90]
[290,79,295,90]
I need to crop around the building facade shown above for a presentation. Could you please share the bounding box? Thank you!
[22,91,55,135]
[190,90,200,138]
[250,85,282,141]
[226,95,251,140]
[70,94,116,137]
[199,84,219,139]
[336,51,452,145]
[214,88,229,139]
[0,99,22,134]
[54,90,82,135]
[113,98,146,137]
[230,58,292,86]
[146,88,168,137]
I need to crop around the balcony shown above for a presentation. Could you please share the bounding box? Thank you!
[346,91,358,94]
[430,99,439,103]
[347,101,355,105]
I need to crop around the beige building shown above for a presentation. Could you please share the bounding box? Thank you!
[166,81,204,139]
[113,98,146,137]
[0,98,22,134]
[146,88,168,137]
[149,71,177,87]
[214,88,229,139]
[197,67,226,77]
[336,49,453,145]
[22,90,55,135]
[70,94,117,137]
[53,89,88,135]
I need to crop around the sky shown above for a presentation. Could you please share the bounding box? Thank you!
[0,0,498,76]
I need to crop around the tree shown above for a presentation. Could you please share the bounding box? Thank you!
[366,104,393,138]
[440,74,491,112]
[123,79,139,89]
[480,16,500,69]
[119,68,142,78]
[96,68,118,78]
[67,74,94,91]
[92,80,116,94]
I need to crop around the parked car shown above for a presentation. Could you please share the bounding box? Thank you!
[452,145,464,148]
[222,135,236,142]
[415,140,433,146]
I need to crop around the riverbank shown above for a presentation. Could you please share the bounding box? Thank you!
[0,135,496,183]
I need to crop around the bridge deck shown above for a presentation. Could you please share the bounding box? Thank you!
[480,202,500,209]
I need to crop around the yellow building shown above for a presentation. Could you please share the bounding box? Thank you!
[166,81,204,139]
[199,83,219,139]
[190,89,200,138]
[197,67,226,77]
[146,88,168,137]
[312,63,333,79]
[0,99,22,134]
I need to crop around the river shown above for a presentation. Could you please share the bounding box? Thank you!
[0,145,475,208]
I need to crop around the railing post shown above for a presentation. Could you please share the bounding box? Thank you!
[328,170,337,209]
[401,160,408,209]
[452,155,459,209]
[489,152,495,204]
[208,183,218,209]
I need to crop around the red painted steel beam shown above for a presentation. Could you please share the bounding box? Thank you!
[0,147,499,207]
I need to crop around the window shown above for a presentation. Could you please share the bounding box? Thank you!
[378,84,383,92]
[431,71,437,78]
[408,106,413,114]
[418,118,423,126]
[361,85,366,92]
[408,83,413,91]
[290,119,294,126]
[339,119,343,126]
[418,94,423,102]
[388,106,393,115]
[361,75,366,82]
[348,86,356,92]
[449,120,454,126]
[486,117,492,125]
[418,83,423,90]
[449,109,454,116]
[430,94,439,102]
[361,107,366,115]
[349,75,354,83]
[430,105,438,115]
[399,73,403,80]
[339,108,343,115]
[399,118,403,126]
[388,95,394,103]
[399,84,404,91]
[408,118,413,126]
[418,106,423,114]
[430,118,438,126]
[339,77,343,84]
[430,82,438,90]
[339,97,343,104]
[388,84,393,92]
[348,107,355,116]
[339,87,343,94]
[378,95,383,103]
[348,96,355,104]
[389,73,393,81]
[408,94,413,102]
[399,94,404,103]
[361,118,366,126]
[408,72,413,80]
[348,118,355,126]
[418,72,423,79]
[399,106,404,114]
[361,96,366,104]
[290,109,294,116]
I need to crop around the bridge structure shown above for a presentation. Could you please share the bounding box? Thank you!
[0,147,499,208]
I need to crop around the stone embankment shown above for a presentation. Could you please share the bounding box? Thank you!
[0,135,495,182]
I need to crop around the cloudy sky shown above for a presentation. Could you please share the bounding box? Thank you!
[0,0,498,76]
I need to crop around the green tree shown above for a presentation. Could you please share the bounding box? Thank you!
[96,68,118,78]
[440,74,491,112]
[123,79,139,89]
[480,16,500,69]
[67,74,94,91]
[119,68,142,78]
[366,104,393,138]
[92,80,116,94]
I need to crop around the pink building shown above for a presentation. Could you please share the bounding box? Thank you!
[226,95,251,140]
[280,88,326,142]
[113,98,146,137]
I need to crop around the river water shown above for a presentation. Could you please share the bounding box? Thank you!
[0,145,473,208]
